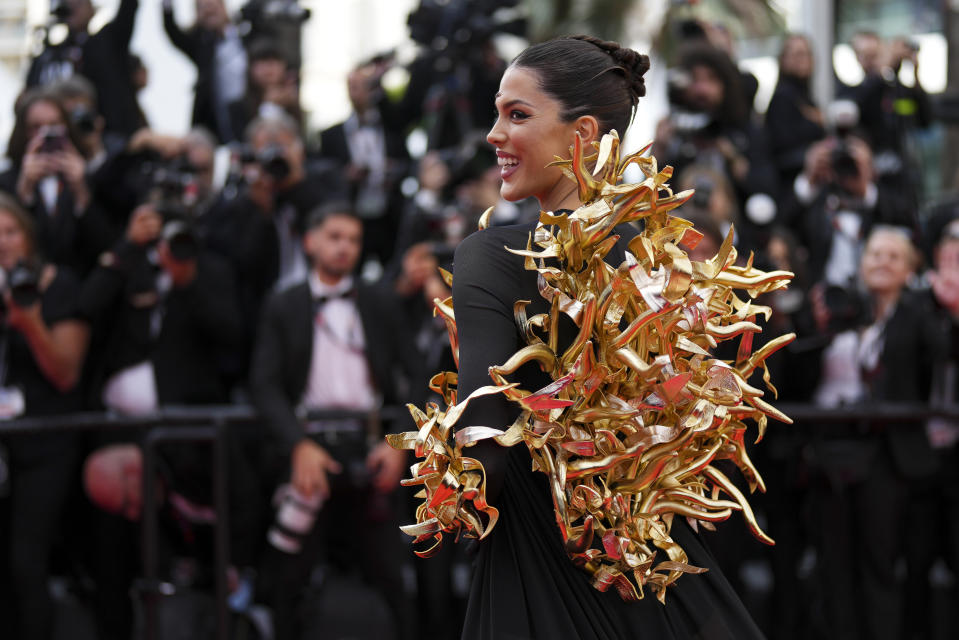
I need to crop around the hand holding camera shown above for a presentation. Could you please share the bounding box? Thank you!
[17,126,90,211]
[803,136,873,198]
[291,438,342,501]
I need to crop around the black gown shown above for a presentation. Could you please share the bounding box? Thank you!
[452,222,765,640]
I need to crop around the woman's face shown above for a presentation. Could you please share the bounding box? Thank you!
[860,230,914,296]
[0,210,30,271]
[780,36,813,79]
[486,66,581,211]
[25,100,66,143]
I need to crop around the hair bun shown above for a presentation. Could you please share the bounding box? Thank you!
[569,35,650,99]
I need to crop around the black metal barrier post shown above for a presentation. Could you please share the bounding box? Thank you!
[139,424,229,640]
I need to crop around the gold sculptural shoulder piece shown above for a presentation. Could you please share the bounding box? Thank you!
[388,130,795,602]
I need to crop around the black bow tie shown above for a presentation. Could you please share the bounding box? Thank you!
[312,288,357,315]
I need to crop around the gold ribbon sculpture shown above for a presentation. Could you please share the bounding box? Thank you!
[388,131,796,602]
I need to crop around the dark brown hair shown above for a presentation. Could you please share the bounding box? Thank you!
[0,191,37,259]
[511,35,650,137]
[678,43,747,128]
[6,88,81,168]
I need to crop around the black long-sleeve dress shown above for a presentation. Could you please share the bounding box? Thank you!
[452,222,765,640]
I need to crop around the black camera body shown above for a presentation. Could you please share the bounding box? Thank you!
[822,283,869,335]
[239,143,291,182]
[407,0,522,52]
[49,0,72,23]
[161,219,200,262]
[70,105,97,136]
[0,260,41,312]
[37,125,66,154]
[830,140,860,182]
[240,0,310,25]
[144,155,201,220]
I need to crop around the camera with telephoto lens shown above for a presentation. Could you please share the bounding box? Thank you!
[830,142,860,182]
[266,483,323,554]
[0,260,41,314]
[160,219,200,262]
[138,155,204,260]
[407,0,524,56]
[825,99,862,184]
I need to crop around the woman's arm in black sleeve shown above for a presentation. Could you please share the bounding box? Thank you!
[452,229,525,502]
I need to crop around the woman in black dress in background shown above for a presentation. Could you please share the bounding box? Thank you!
[0,192,90,640]
[451,36,765,639]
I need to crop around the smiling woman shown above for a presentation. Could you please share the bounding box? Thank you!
[395,35,772,640]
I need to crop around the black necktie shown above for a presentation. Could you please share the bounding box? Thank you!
[312,288,357,316]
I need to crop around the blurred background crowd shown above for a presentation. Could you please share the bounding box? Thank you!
[0,0,959,639]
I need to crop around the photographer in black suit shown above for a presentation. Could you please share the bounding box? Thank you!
[162,0,248,143]
[26,0,144,138]
[318,60,410,268]
[205,114,344,382]
[80,198,262,638]
[251,203,413,640]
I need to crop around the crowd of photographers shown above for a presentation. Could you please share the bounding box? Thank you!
[0,0,958,638]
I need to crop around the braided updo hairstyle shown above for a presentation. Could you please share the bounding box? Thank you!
[511,35,651,138]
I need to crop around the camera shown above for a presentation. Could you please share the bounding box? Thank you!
[0,260,41,312]
[37,125,66,153]
[830,141,860,182]
[49,0,72,23]
[239,143,291,182]
[161,219,200,262]
[402,0,524,149]
[821,284,868,335]
[824,99,863,184]
[407,0,523,52]
[240,0,310,25]
[142,155,202,220]
[70,105,97,136]
[266,483,323,554]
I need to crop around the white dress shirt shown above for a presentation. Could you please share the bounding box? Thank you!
[300,272,376,412]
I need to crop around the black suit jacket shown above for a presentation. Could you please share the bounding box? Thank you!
[0,168,114,276]
[873,290,950,478]
[79,244,242,406]
[318,120,408,168]
[81,0,144,138]
[27,0,143,138]
[250,279,414,455]
[162,8,236,142]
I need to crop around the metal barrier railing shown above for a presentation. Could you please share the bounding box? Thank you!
[0,405,396,640]
[0,401,958,639]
